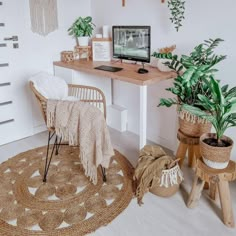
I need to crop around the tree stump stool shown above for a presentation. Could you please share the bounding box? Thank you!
[176,129,201,168]
[187,158,236,228]
[74,46,92,61]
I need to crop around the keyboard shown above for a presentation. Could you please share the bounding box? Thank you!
[94,65,123,72]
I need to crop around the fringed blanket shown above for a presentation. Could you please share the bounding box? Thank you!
[47,100,114,185]
[134,145,183,205]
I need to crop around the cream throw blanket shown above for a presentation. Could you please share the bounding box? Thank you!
[47,100,115,185]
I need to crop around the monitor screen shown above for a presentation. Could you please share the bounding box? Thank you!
[112,26,151,63]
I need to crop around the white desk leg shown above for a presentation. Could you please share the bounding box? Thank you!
[139,85,147,150]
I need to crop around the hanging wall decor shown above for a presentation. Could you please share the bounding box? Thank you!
[29,0,58,36]
[122,0,125,7]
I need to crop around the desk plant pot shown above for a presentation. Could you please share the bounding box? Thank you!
[200,133,233,169]
[68,16,95,46]
[183,78,236,169]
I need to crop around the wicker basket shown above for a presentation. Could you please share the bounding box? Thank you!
[200,133,234,169]
[178,109,211,137]
[149,164,183,198]
[61,51,74,63]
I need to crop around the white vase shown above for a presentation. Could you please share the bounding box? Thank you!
[78,36,89,46]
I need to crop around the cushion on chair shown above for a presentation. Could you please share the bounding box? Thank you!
[29,72,68,99]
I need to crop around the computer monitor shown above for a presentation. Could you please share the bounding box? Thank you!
[112,26,151,63]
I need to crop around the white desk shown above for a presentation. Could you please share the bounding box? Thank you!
[54,60,176,149]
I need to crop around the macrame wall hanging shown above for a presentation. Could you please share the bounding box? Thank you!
[29,0,58,36]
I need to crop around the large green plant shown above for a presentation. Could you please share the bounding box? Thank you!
[182,78,236,144]
[68,16,95,37]
[152,38,226,109]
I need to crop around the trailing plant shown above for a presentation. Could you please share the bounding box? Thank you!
[167,0,185,32]
[68,16,95,38]
[182,78,236,144]
[152,38,226,109]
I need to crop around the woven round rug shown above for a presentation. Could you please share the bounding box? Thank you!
[0,145,134,236]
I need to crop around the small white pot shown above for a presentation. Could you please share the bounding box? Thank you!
[78,36,89,46]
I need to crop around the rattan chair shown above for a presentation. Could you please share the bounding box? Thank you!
[29,81,107,182]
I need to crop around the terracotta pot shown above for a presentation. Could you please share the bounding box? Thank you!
[200,133,234,169]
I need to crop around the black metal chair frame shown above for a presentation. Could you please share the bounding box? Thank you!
[43,131,106,183]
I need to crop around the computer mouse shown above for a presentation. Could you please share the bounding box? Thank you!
[138,68,149,74]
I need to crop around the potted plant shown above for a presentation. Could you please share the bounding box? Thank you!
[182,78,236,169]
[152,38,226,137]
[68,16,95,46]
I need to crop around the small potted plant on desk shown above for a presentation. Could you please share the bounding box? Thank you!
[182,78,236,169]
[68,16,95,46]
[152,38,226,137]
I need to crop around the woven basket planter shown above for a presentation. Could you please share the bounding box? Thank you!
[178,109,211,137]
[150,164,183,198]
[200,133,234,169]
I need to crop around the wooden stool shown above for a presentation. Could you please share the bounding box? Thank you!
[176,130,201,168]
[74,46,92,61]
[187,159,236,227]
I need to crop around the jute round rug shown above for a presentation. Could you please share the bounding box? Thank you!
[0,146,134,236]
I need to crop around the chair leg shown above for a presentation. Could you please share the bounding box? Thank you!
[55,137,62,155]
[101,166,107,182]
[43,133,57,183]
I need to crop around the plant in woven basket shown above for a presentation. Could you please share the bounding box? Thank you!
[68,16,95,46]
[167,0,185,32]
[182,78,236,169]
[152,38,226,136]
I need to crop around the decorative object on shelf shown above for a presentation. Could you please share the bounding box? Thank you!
[102,25,110,38]
[187,158,236,228]
[182,78,236,169]
[134,145,183,205]
[68,16,95,46]
[74,46,92,61]
[92,38,112,61]
[29,0,58,36]
[155,45,176,71]
[152,38,226,138]
[166,0,186,32]
[60,51,74,63]
[122,0,125,7]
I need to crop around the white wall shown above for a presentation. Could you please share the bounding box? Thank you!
[91,0,236,157]
[21,0,91,132]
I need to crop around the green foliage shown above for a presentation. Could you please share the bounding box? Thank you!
[68,16,95,37]
[182,78,236,142]
[152,38,226,109]
[167,0,185,32]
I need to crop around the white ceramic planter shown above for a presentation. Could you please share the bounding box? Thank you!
[78,36,89,46]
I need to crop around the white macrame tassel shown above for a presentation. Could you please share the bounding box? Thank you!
[160,165,184,188]
[29,0,58,36]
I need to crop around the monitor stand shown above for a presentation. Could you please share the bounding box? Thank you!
[137,62,149,74]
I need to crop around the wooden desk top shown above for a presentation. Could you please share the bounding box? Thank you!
[53,60,177,86]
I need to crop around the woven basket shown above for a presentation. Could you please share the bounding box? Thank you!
[61,51,74,63]
[178,109,211,137]
[200,133,234,169]
[149,164,183,198]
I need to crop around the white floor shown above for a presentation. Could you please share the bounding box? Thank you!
[1,129,236,236]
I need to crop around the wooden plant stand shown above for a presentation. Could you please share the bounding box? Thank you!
[176,129,201,168]
[187,159,236,228]
[74,46,92,61]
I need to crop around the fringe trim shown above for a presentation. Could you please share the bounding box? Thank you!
[159,165,184,188]
[178,109,209,124]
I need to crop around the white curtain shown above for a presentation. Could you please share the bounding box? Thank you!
[29,0,58,36]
